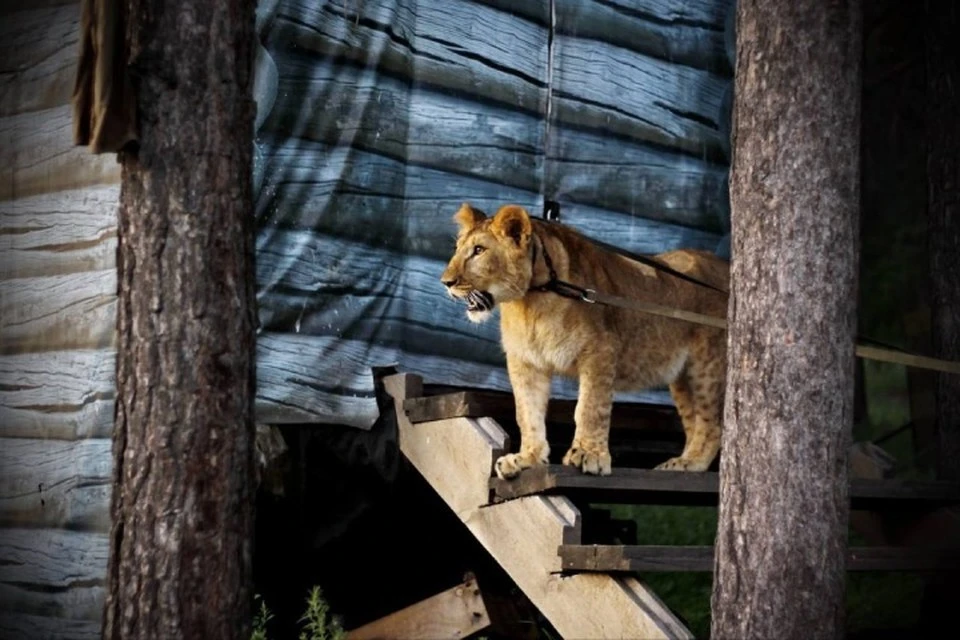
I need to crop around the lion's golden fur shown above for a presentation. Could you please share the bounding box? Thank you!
[441,203,729,478]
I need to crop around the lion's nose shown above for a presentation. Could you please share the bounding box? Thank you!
[442,277,458,288]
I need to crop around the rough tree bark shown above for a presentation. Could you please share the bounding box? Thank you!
[102,1,258,639]
[926,1,960,483]
[711,2,862,639]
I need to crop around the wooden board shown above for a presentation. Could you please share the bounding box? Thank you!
[0,614,101,640]
[489,464,960,511]
[0,3,81,116]
[0,185,119,280]
[269,0,729,157]
[0,528,108,626]
[262,52,729,231]
[346,576,490,640]
[405,388,681,434]
[0,438,112,531]
[559,544,960,573]
[0,349,115,440]
[382,371,693,639]
[0,269,117,354]
[0,105,122,201]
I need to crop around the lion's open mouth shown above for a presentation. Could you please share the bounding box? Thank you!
[466,290,494,313]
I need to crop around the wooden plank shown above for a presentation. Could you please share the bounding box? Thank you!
[476,0,730,73]
[0,349,115,440]
[0,438,112,531]
[559,544,960,573]
[0,105,122,201]
[0,4,81,116]
[404,389,681,434]
[0,583,105,622]
[490,464,960,511]
[256,141,723,262]
[262,52,729,231]
[0,269,117,354]
[382,371,693,639]
[0,613,101,640]
[0,529,108,600]
[0,185,119,280]
[346,576,490,640]
[270,0,728,157]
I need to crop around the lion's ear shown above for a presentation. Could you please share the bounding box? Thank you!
[491,205,532,247]
[453,202,486,233]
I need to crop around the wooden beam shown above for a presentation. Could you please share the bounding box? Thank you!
[490,464,960,511]
[405,388,681,435]
[382,371,693,639]
[559,544,960,573]
[345,576,490,640]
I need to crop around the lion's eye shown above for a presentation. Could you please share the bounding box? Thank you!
[472,245,485,256]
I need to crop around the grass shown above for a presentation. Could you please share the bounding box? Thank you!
[252,586,346,640]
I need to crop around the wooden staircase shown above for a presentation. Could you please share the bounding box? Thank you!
[380,369,960,639]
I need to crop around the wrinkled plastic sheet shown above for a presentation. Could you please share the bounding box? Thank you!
[251,0,734,429]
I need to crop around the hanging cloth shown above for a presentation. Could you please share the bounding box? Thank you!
[72,0,138,153]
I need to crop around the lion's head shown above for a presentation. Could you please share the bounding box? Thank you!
[440,203,534,323]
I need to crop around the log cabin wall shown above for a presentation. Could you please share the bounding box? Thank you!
[0,0,733,636]
[254,0,735,428]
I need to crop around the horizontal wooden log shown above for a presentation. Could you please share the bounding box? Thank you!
[404,388,680,434]
[0,528,108,588]
[0,613,101,640]
[0,185,119,279]
[261,52,728,230]
[0,528,107,637]
[0,4,80,116]
[0,349,115,440]
[490,464,960,511]
[0,105,122,201]
[269,0,728,157]
[0,438,112,531]
[0,269,117,354]
[257,140,723,260]
[475,0,730,73]
[558,544,960,573]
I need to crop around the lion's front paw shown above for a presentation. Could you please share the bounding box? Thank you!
[562,445,612,476]
[495,450,548,480]
[654,456,711,472]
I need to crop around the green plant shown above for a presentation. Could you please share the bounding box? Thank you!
[251,594,274,640]
[298,586,346,640]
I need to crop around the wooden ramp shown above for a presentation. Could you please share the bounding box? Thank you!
[382,371,960,639]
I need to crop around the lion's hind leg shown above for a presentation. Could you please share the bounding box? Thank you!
[655,348,723,472]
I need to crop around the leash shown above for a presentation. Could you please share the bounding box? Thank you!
[528,232,960,375]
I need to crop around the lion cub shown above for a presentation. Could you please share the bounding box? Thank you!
[441,203,729,479]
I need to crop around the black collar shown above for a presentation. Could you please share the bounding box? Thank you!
[528,234,559,293]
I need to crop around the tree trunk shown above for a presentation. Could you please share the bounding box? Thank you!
[102,1,258,639]
[926,1,960,483]
[711,2,862,639]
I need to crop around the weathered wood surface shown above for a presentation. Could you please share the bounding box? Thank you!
[0,269,117,354]
[0,4,81,116]
[490,464,960,510]
[0,186,119,279]
[476,0,731,73]
[269,0,729,159]
[404,388,680,433]
[0,614,101,640]
[559,544,960,573]
[0,528,108,628]
[0,349,115,440]
[0,438,111,531]
[0,106,122,201]
[261,52,729,231]
[346,576,491,640]
[382,372,693,639]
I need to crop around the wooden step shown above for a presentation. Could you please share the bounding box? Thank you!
[559,544,960,573]
[406,387,681,435]
[490,465,960,511]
